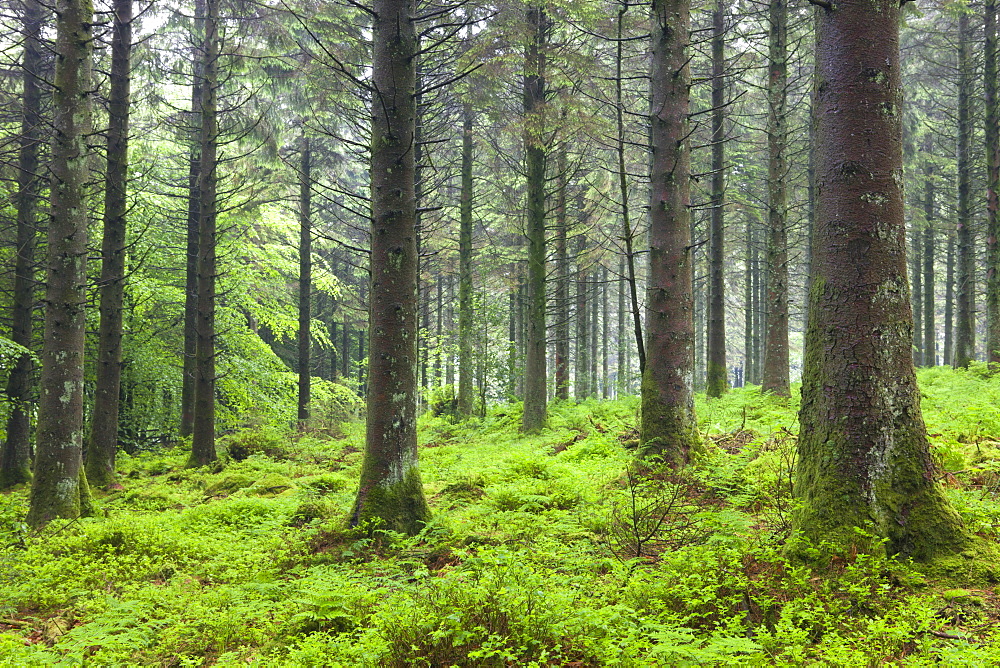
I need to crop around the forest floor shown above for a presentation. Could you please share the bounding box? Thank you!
[4,366,1000,665]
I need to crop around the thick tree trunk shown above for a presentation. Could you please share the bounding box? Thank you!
[26,0,94,525]
[641,0,697,463]
[794,0,968,560]
[706,0,728,398]
[923,138,936,366]
[297,135,312,426]
[553,147,570,401]
[1,0,44,489]
[189,0,218,467]
[987,0,1000,364]
[180,0,206,438]
[458,103,476,414]
[350,0,429,534]
[954,13,975,368]
[87,0,133,488]
[762,0,790,396]
[522,5,548,433]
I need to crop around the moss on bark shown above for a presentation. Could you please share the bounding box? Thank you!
[349,466,430,536]
[639,368,699,466]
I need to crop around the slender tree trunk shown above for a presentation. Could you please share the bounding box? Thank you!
[1,0,44,489]
[26,0,94,525]
[342,311,350,378]
[945,234,955,366]
[744,214,754,385]
[954,13,975,368]
[297,135,312,426]
[87,0,133,487]
[575,233,590,401]
[617,256,628,395]
[507,262,518,399]
[616,1,645,373]
[434,273,443,385]
[590,269,599,396]
[189,0,218,466]
[522,4,548,432]
[180,0,206,438]
[986,0,1000,364]
[458,103,476,414]
[351,0,429,534]
[923,137,936,366]
[602,265,610,398]
[446,276,455,386]
[804,91,816,341]
[794,0,968,560]
[762,0,789,396]
[641,0,697,463]
[706,0,728,398]
[553,146,570,400]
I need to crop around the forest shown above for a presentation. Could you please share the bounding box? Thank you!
[3,0,1000,663]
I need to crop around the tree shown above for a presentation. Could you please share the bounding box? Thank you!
[350,0,430,534]
[793,0,969,560]
[761,0,790,396]
[640,0,697,463]
[0,0,45,489]
[86,0,134,488]
[986,0,1000,365]
[297,134,312,426]
[953,11,974,369]
[705,0,728,399]
[458,101,476,414]
[521,4,548,433]
[26,0,94,525]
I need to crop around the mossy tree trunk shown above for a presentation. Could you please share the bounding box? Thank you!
[26,0,94,526]
[986,0,1000,365]
[297,134,312,427]
[1,0,44,490]
[706,0,727,399]
[521,4,548,433]
[350,0,430,535]
[640,0,697,464]
[189,0,218,467]
[762,0,789,397]
[794,0,969,561]
[954,13,975,369]
[86,0,132,488]
[458,102,476,414]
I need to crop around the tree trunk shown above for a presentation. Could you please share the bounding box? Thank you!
[641,0,697,463]
[522,5,548,433]
[945,234,955,366]
[297,135,312,426]
[458,102,476,414]
[954,13,975,368]
[744,214,754,385]
[26,0,94,525]
[794,0,968,560]
[590,268,599,396]
[706,0,728,399]
[180,0,206,438]
[1,0,44,490]
[987,0,1000,365]
[553,146,570,401]
[602,265,610,398]
[87,0,133,488]
[189,0,218,467]
[762,0,789,396]
[350,0,430,534]
[923,136,936,366]
[575,233,590,401]
[617,256,628,395]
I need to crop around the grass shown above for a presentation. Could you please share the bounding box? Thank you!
[2,367,1000,665]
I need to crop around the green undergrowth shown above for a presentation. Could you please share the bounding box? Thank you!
[2,369,1000,665]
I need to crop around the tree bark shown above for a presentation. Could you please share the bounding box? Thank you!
[26,0,94,525]
[189,0,218,467]
[923,136,936,366]
[87,0,133,488]
[641,0,697,463]
[1,0,44,489]
[954,13,975,368]
[986,0,1000,365]
[350,0,430,534]
[553,145,570,401]
[297,135,312,426]
[521,4,548,433]
[794,0,968,560]
[575,232,590,401]
[180,0,206,438]
[458,103,476,414]
[762,0,790,396]
[945,234,955,366]
[706,0,728,398]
